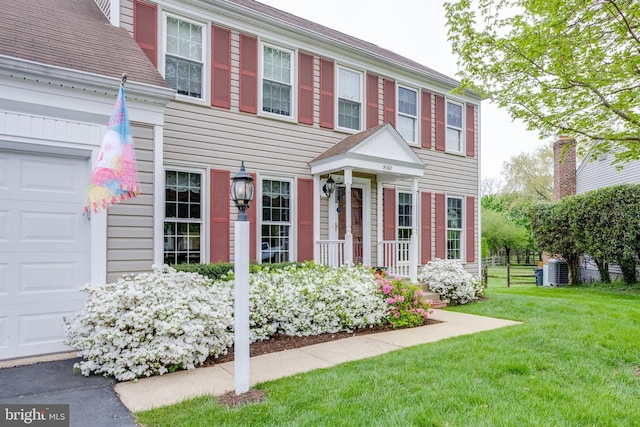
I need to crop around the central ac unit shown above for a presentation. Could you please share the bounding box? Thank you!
[547,259,569,286]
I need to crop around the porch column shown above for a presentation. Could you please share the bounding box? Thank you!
[313,174,321,263]
[377,179,383,268]
[344,168,353,264]
[410,177,418,282]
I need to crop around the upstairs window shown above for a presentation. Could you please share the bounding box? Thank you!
[446,100,463,153]
[262,45,293,117]
[338,67,362,130]
[165,16,204,98]
[397,86,417,143]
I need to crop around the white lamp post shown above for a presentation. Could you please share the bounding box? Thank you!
[230,161,254,395]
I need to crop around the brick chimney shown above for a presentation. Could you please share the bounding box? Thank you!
[553,136,576,200]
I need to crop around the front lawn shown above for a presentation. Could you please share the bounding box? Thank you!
[136,285,640,426]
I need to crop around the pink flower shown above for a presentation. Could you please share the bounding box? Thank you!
[393,312,400,319]
[381,284,392,295]
[386,297,396,304]
[397,296,405,303]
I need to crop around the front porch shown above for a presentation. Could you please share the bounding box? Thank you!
[309,124,424,281]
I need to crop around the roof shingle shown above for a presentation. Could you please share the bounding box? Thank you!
[0,0,168,88]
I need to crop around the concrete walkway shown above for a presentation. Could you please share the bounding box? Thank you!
[115,310,520,413]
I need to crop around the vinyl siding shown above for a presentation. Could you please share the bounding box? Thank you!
[106,123,154,282]
[577,155,640,194]
[121,0,480,274]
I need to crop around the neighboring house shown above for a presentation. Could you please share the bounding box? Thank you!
[1,0,482,361]
[553,137,640,282]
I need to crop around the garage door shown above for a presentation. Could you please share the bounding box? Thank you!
[0,149,90,360]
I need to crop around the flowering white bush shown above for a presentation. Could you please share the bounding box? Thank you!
[418,258,483,305]
[64,265,234,381]
[249,264,388,340]
[65,263,390,380]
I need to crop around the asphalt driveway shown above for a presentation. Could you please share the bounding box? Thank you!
[0,358,137,427]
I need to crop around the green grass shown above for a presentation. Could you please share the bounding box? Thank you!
[136,279,640,427]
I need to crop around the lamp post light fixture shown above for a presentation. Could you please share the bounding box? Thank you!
[230,160,254,221]
[322,174,336,198]
[230,161,253,395]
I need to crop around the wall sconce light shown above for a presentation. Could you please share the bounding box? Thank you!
[323,175,336,198]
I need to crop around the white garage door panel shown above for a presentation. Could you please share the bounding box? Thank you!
[0,149,90,360]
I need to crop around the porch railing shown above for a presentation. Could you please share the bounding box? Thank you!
[378,239,415,279]
[316,240,345,268]
[315,238,417,281]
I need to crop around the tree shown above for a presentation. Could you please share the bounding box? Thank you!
[530,199,582,285]
[501,143,554,201]
[445,0,640,164]
[481,208,528,263]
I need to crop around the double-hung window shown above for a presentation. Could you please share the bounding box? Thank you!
[164,170,203,264]
[446,196,463,260]
[397,192,413,261]
[262,45,293,117]
[261,179,291,263]
[446,100,463,153]
[165,16,204,98]
[338,67,362,131]
[397,86,418,143]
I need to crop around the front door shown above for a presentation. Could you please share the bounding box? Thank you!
[337,186,363,264]
[330,178,370,265]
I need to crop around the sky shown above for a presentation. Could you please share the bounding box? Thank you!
[258,0,548,181]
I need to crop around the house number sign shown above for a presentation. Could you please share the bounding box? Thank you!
[382,164,392,171]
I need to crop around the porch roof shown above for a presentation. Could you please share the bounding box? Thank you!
[309,123,425,180]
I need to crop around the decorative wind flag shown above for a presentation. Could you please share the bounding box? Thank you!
[85,82,140,214]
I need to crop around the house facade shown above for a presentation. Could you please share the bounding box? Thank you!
[0,0,481,361]
[120,0,482,278]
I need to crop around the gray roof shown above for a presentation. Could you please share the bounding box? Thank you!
[0,0,168,88]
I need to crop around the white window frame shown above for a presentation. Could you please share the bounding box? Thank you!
[336,65,363,132]
[161,12,207,103]
[446,195,464,261]
[446,99,465,154]
[258,175,296,263]
[259,42,296,120]
[397,190,413,241]
[397,85,419,144]
[163,167,206,265]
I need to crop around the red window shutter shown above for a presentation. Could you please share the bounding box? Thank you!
[421,192,432,264]
[133,0,157,66]
[435,94,445,152]
[298,52,314,125]
[383,79,396,127]
[319,58,334,129]
[435,193,446,259]
[421,90,432,149]
[466,196,476,262]
[239,34,258,114]
[211,26,231,109]
[248,173,257,261]
[466,103,476,157]
[297,178,314,261]
[383,187,396,241]
[366,73,379,129]
[210,170,230,262]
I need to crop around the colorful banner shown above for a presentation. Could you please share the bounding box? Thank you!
[85,85,140,214]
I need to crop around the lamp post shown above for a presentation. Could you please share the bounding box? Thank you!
[230,161,254,395]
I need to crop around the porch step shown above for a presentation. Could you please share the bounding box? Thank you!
[420,287,448,309]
